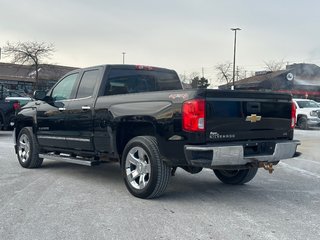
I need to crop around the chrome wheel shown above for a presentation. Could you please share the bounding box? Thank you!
[18,133,30,163]
[16,127,43,168]
[125,146,151,190]
[122,136,171,198]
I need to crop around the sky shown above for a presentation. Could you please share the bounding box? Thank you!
[1,0,320,86]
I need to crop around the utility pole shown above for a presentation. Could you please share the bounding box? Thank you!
[202,67,204,78]
[236,66,239,81]
[122,52,126,64]
[231,28,241,90]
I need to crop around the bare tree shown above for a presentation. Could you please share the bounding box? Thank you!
[179,72,203,88]
[178,73,188,83]
[264,59,286,71]
[178,72,200,83]
[3,41,55,89]
[236,66,247,81]
[188,72,200,81]
[215,62,248,86]
[215,62,233,84]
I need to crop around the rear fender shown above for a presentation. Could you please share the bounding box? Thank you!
[114,117,159,157]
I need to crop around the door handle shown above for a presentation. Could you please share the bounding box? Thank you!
[82,106,91,110]
[58,107,66,111]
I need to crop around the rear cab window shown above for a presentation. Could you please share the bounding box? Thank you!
[105,67,182,96]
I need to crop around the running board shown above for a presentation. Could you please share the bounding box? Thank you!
[39,153,100,166]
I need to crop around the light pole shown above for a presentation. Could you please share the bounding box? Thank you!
[122,52,126,64]
[231,28,241,90]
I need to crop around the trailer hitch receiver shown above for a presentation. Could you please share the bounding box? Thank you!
[259,162,274,174]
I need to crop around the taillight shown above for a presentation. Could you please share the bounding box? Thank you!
[13,102,21,110]
[291,101,296,129]
[182,99,205,132]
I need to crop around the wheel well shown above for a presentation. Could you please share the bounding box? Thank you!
[116,122,156,157]
[297,114,307,121]
[15,120,34,141]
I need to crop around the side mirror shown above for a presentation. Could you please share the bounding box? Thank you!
[33,90,47,101]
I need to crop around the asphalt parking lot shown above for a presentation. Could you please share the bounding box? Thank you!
[0,130,319,240]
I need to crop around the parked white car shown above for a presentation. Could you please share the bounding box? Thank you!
[311,100,320,107]
[293,98,320,129]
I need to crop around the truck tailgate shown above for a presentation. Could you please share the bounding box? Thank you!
[205,90,293,142]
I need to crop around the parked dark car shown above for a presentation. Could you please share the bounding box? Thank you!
[5,96,33,107]
[0,99,20,130]
[0,87,27,98]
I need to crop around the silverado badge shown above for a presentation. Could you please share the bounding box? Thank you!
[246,114,262,123]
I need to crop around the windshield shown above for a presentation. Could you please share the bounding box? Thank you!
[311,100,320,107]
[296,100,319,108]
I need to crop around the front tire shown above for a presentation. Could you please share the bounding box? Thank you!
[121,136,171,199]
[16,127,43,168]
[214,168,258,185]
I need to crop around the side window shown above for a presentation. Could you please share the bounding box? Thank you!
[51,73,78,101]
[156,72,182,91]
[76,70,99,99]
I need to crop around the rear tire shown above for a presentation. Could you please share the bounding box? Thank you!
[0,113,10,130]
[214,168,258,185]
[298,116,308,130]
[16,127,43,168]
[121,136,171,199]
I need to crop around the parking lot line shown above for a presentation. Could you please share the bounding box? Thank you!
[279,162,320,179]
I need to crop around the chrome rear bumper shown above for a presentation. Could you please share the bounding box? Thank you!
[184,140,300,167]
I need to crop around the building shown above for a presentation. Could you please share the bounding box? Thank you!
[0,62,77,95]
[219,63,320,101]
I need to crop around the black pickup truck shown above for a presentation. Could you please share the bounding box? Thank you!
[14,64,300,198]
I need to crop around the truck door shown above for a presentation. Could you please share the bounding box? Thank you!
[64,68,101,151]
[37,72,79,149]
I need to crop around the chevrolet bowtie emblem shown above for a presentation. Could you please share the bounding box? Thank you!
[246,114,262,123]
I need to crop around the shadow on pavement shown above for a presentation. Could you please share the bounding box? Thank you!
[33,160,308,204]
